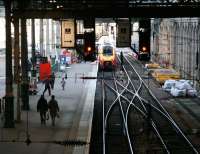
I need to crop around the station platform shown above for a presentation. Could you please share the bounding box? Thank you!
[0,62,98,154]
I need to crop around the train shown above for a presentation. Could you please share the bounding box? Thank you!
[98,43,117,71]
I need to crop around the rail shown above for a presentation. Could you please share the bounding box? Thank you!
[117,55,170,153]
[124,55,199,153]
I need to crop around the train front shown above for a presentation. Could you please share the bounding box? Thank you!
[98,44,116,70]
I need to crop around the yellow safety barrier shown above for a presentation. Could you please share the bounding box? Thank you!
[151,69,180,84]
[145,63,161,69]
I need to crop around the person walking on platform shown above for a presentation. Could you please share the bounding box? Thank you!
[61,77,66,90]
[48,95,60,126]
[50,72,55,90]
[43,77,51,96]
[37,95,48,125]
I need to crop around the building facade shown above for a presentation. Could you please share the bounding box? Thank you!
[151,18,200,89]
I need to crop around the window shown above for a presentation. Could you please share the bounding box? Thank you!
[103,46,113,56]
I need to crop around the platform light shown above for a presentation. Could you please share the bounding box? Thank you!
[50,0,57,3]
[142,46,147,52]
[49,0,56,3]
[56,5,63,8]
[87,46,92,52]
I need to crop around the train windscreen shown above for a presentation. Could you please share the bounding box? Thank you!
[103,46,113,56]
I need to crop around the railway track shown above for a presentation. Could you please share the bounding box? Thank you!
[90,54,199,154]
[102,71,132,154]
[122,54,198,153]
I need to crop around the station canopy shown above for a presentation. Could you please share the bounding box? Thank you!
[1,0,200,18]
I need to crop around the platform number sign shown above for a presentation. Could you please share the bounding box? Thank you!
[61,19,75,48]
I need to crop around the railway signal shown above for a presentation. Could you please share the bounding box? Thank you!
[138,19,151,61]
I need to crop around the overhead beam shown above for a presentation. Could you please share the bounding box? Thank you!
[12,6,200,19]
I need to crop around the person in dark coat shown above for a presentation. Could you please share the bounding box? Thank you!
[48,95,59,126]
[37,95,48,125]
[43,77,51,96]
[50,72,55,89]
[120,51,124,70]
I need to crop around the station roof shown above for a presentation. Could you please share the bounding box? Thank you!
[0,0,200,18]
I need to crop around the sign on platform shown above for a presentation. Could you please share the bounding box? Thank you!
[61,19,75,48]
[116,19,131,47]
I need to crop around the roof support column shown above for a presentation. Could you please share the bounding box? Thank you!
[40,19,44,56]
[13,18,21,122]
[51,19,55,53]
[14,19,20,83]
[56,21,60,49]
[4,0,15,128]
[31,19,36,77]
[46,19,50,55]
[21,18,29,110]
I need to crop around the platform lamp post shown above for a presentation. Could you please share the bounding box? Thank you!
[30,19,38,95]
[4,0,15,128]
[21,17,30,111]
[31,19,36,77]
[13,17,21,122]
[40,19,44,57]
[20,1,30,111]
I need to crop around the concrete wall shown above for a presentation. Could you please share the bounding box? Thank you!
[151,18,200,89]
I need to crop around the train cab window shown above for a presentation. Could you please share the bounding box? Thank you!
[103,46,113,56]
